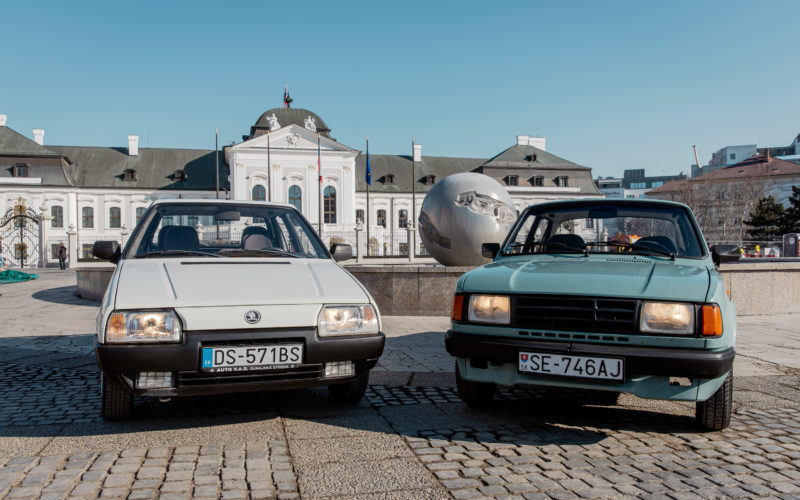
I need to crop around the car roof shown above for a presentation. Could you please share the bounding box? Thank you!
[526,197,691,211]
[149,198,295,209]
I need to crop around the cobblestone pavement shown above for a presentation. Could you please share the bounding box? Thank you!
[2,270,800,498]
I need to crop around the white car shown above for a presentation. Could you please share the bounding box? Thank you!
[93,200,384,420]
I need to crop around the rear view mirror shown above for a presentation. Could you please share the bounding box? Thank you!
[93,240,121,264]
[711,245,740,266]
[482,243,500,259]
[330,243,353,262]
[215,210,241,222]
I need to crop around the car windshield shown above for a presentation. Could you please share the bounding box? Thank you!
[502,202,706,259]
[124,203,328,259]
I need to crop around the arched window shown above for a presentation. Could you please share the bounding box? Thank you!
[398,209,408,228]
[289,185,302,212]
[355,209,364,224]
[135,207,146,224]
[252,185,266,201]
[323,186,336,224]
[109,207,121,228]
[51,206,63,228]
[82,207,94,228]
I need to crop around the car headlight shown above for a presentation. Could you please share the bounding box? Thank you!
[640,302,694,335]
[468,295,510,324]
[318,305,379,337]
[105,310,182,343]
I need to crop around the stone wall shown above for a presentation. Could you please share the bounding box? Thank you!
[76,262,800,317]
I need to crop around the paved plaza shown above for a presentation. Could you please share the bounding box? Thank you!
[1,270,800,499]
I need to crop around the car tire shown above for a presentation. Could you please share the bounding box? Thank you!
[456,362,496,407]
[696,370,733,431]
[328,370,369,403]
[102,373,133,421]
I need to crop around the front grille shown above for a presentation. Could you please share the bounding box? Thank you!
[178,364,323,387]
[514,295,639,334]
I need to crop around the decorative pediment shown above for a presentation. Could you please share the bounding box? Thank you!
[235,124,356,153]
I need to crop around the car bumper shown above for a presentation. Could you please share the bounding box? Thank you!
[445,331,734,379]
[96,327,385,397]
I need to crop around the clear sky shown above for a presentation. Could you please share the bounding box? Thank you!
[2,0,798,177]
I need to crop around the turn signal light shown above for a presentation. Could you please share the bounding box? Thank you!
[701,305,723,337]
[452,294,465,322]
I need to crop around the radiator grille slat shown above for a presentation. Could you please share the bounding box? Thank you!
[514,295,638,333]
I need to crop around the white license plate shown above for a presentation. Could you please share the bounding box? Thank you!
[201,344,303,373]
[518,351,623,381]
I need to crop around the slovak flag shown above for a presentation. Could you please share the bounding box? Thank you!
[366,137,372,186]
[317,134,322,182]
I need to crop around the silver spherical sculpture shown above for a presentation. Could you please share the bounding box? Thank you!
[418,172,516,266]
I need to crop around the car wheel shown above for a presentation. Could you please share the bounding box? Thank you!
[328,370,369,403]
[102,373,133,421]
[696,371,733,431]
[456,362,496,407]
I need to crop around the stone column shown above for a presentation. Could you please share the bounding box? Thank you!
[120,225,130,248]
[67,224,78,269]
[406,226,415,263]
[354,223,363,263]
[37,203,49,268]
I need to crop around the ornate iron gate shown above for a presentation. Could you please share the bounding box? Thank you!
[0,198,40,268]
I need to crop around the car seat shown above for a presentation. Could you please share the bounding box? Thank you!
[241,226,276,250]
[546,233,586,251]
[157,226,200,252]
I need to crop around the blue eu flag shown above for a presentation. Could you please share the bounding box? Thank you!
[366,139,372,186]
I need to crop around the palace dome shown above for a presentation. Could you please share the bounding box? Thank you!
[248,108,331,139]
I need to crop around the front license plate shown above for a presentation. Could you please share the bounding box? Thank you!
[518,351,624,381]
[201,344,303,373]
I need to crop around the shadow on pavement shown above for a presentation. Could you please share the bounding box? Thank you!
[31,285,98,307]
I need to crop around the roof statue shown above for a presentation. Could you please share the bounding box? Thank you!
[266,114,280,132]
[304,116,317,132]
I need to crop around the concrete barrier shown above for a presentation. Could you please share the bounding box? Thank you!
[75,261,800,317]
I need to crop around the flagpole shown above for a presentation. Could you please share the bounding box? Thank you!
[215,129,219,200]
[266,129,271,202]
[318,133,323,236]
[366,135,370,256]
[411,136,416,228]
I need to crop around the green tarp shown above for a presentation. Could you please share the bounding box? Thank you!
[0,270,39,284]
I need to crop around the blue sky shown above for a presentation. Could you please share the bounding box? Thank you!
[2,0,798,177]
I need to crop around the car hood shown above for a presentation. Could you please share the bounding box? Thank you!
[113,258,369,309]
[463,255,710,302]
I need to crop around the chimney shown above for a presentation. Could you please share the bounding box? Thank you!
[0,114,6,126]
[128,135,139,156]
[516,135,529,146]
[764,149,771,162]
[33,129,44,145]
[413,144,422,162]
[529,136,546,151]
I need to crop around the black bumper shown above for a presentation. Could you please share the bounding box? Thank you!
[96,327,385,396]
[445,330,734,379]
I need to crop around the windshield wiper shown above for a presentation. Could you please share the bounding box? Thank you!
[546,242,589,257]
[217,248,299,258]
[135,250,225,259]
[590,241,675,260]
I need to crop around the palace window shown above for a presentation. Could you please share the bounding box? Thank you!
[355,209,364,224]
[174,169,187,181]
[135,207,146,224]
[530,176,544,187]
[377,209,386,228]
[555,176,569,187]
[398,209,408,228]
[109,207,121,228]
[505,175,519,186]
[252,185,266,201]
[289,185,302,212]
[323,186,336,224]
[81,207,94,228]
[384,174,395,185]
[51,206,63,228]
[424,175,436,185]
[123,168,137,181]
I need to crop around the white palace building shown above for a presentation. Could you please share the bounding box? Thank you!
[0,107,601,268]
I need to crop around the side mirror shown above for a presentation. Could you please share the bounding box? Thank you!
[711,244,740,266]
[330,243,353,262]
[93,240,121,264]
[482,243,500,259]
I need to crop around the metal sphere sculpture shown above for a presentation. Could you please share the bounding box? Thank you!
[418,173,516,266]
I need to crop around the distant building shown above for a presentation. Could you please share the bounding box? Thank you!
[693,133,800,177]
[594,169,686,199]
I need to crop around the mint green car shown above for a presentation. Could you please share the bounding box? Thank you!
[447,199,737,430]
